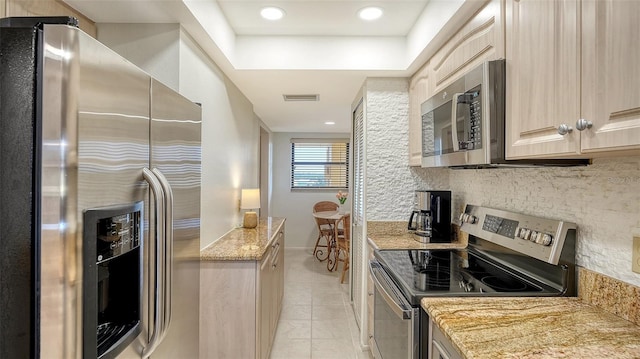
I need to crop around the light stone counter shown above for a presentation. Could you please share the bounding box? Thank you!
[367,221,467,250]
[421,269,640,359]
[200,217,285,261]
[421,296,640,359]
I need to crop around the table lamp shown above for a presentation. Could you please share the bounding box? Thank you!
[241,188,260,228]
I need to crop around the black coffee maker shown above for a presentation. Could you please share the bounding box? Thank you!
[408,190,451,243]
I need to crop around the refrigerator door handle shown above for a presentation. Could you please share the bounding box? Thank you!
[152,168,174,338]
[142,168,166,358]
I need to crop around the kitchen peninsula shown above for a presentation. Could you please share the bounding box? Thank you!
[200,218,285,359]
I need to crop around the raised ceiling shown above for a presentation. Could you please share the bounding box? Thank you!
[217,1,429,36]
[62,0,464,133]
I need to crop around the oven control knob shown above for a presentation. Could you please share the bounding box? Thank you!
[459,213,466,222]
[459,280,473,292]
[460,213,469,223]
[541,234,553,246]
[529,230,539,241]
[533,232,542,244]
[465,215,478,224]
[522,228,531,240]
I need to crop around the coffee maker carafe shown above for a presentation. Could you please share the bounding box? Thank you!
[408,190,451,243]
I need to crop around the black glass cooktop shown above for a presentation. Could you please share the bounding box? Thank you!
[373,249,560,306]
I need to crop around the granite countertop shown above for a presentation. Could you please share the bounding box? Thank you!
[421,296,640,359]
[200,217,285,261]
[367,221,468,250]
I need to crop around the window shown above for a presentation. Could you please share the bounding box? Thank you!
[291,139,350,189]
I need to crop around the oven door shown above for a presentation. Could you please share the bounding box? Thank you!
[369,260,419,359]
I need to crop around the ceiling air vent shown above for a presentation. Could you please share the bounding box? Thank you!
[283,94,319,102]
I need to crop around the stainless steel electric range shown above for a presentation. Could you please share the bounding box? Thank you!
[368,205,577,359]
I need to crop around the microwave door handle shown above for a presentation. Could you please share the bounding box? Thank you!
[450,93,465,152]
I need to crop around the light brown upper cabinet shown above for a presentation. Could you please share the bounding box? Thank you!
[580,0,640,154]
[506,0,640,159]
[430,0,504,93]
[408,0,504,166]
[408,62,432,166]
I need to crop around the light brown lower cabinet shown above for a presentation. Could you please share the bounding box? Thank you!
[200,230,285,359]
[367,243,375,349]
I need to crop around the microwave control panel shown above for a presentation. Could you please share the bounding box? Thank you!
[457,89,482,150]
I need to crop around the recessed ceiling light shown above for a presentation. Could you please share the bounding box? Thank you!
[358,6,383,21]
[325,121,336,125]
[261,6,285,21]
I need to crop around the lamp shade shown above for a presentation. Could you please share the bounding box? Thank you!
[240,188,260,209]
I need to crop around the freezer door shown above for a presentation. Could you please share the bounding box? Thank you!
[39,25,151,358]
[149,79,202,358]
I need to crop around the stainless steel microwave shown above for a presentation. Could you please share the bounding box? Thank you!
[420,60,587,168]
[421,60,505,168]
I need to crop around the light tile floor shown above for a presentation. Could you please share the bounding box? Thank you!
[270,248,372,359]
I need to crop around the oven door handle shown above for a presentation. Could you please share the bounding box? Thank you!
[369,261,413,320]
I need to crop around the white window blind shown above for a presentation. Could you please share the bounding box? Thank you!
[351,99,364,327]
[290,139,350,189]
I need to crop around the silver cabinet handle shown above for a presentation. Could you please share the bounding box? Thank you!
[557,124,573,135]
[576,118,593,131]
[142,168,165,358]
[152,168,174,338]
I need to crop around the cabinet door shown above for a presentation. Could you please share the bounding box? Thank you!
[408,62,431,166]
[505,0,581,159]
[431,0,504,93]
[270,233,284,336]
[258,251,272,359]
[276,232,285,312]
[366,244,375,344]
[580,0,640,153]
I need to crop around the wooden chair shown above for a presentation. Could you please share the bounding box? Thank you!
[335,213,350,284]
[313,201,339,260]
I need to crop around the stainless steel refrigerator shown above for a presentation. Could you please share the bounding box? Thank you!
[0,17,201,358]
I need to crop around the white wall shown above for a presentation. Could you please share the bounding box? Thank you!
[406,0,465,63]
[98,23,261,249]
[97,24,181,90]
[177,31,260,248]
[271,132,350,249]
[359,75,640,287]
